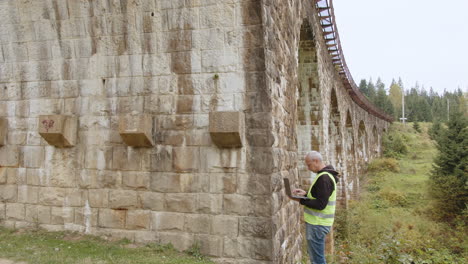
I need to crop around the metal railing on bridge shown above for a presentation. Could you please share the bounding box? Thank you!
[315,0,394,122]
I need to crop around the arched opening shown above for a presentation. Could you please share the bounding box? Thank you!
[297,20,321,187]
[357,120,367,171]
[372,125,379,157]
[328,89,342,167]
[345,111,356,200]
[327,89,344,204]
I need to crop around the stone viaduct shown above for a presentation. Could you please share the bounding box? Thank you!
[0,0,391,263]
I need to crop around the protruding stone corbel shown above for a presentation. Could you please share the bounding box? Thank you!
[118,114,154,147]
[38,115,77,147]
[0,117,7,147]
[209,111,244,148]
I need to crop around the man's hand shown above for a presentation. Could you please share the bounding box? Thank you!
[293,189,307,196]
[287,189,306,202]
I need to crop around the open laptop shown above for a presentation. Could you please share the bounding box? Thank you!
[283,178,310,199]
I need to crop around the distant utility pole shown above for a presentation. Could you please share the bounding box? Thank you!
[447,99,450,121]
[400,90,407,124]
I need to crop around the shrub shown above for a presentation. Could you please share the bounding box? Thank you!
[379,189,409,207]
[367,158,400,173]
[383,132,408,158]
[185,242,205,260]
[413,121,421,133]
[366,184,380,193]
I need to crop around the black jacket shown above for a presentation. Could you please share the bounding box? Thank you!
[299,165,339,210]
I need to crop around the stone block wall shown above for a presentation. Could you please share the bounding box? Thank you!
[261,0,389,262]
[0,0,389,263]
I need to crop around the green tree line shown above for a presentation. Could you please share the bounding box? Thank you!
[358,78,467,122]
[429,112,467,221]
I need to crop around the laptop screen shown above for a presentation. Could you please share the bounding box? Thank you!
[283,178,293,197]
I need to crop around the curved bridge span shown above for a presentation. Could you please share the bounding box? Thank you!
[0,0,390,263]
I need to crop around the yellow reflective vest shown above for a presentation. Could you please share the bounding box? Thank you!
[303,171,337,226]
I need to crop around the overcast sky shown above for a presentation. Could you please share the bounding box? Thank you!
[333,0,468,94]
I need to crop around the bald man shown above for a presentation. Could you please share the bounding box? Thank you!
[290,151,339,264]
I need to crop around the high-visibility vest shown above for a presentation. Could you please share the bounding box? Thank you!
[303,171,337,226]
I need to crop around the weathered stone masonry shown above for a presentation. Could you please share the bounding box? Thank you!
[0,1,390,263]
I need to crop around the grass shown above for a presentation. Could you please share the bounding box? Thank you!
[0,228,214,264]
[331,122,467,264]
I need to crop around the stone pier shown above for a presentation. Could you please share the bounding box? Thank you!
[0,1,390,263]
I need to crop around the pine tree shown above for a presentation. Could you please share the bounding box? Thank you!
[428,121,442,141]
[413,121,421,133]
[373,78,394,116]
[458,91,467,115]
[367,79,376,103]
[432,96,446,122]
[374,78,386,109]
[359,79,369,97]
[419,97,432,121]
[397,77,404,89]
[406,85,419,121]
[384,99,395,117]
[429,111,468,220]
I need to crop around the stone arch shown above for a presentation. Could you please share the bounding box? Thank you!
[328,88,344,204]
[372,125,379,157]
[296,19,322,186]
[345,110,356,200]
[327,88,342,170]
[357,120,368,171]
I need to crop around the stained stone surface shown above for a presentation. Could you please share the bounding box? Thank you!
[0,1,390,263]
[0,118,7,146]
[0,146,19,167]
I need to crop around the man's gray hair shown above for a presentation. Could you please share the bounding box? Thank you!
[305,151,323,161]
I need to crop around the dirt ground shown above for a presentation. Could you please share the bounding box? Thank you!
[0,259,27,264]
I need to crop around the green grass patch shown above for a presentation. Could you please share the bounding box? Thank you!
[0,228,214,264]
[332,123,467,264]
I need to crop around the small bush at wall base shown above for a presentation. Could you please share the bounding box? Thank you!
[185,242,204,260]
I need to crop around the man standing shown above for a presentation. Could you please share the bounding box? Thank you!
[291,151,339,264]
